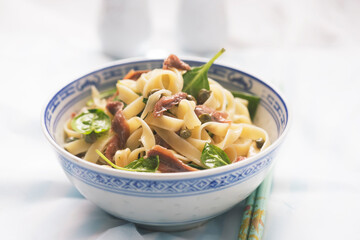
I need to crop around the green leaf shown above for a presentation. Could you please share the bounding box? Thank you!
[182,48,225,97]
[96,149,128,170]
[71,109,111,135]
[86,88,117,106]
[95,149,159,172]
[231,91,260,121]
[187,163,206,170]
[125,155,159,172]
[201,142,230,169]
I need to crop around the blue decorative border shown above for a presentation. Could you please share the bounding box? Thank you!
[59,148,275,198]
[44,59,289,138]
[43,59,288,199]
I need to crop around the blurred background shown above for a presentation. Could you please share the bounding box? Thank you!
[1,0,360,239]
[1,0,359,80]
[2,0,359,78]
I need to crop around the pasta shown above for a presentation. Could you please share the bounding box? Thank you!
[64,53,270,173]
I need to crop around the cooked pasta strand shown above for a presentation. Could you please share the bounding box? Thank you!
[64,56,270,172]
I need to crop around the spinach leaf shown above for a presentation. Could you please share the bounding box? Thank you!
[96,149,131,171]
[187,163,206,170]
[182,48,225,97]
[71,109,111,135]
[125,155,159,172]
[231,91,260,121]
[201,142,230,168]
[95,149,159,172]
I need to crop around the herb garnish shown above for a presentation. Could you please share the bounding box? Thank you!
[71,109,111,135]
[95,149,159,172]
[182,48,225,97]
[201,142,230,168]
[125,156,159,172]
[187,163,206,170]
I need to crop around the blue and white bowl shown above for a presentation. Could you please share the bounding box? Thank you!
[42,58,290,231]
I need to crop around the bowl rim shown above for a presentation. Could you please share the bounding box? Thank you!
[41,56,291,180]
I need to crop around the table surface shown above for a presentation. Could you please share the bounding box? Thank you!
[1,0,360,239]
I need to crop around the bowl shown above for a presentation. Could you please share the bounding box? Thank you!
[42,57,290,231]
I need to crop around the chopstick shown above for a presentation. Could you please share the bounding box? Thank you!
[238,170,273,240]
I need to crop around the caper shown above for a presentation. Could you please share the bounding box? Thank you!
[85,132,97,143]
[148,88,160,97]
[255,138,265,149]
[179,129,192,139]
[186,94,196,103]
[199,113,212,123]
[197,89,211,104]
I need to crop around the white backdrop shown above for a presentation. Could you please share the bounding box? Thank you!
[1,0,359,239]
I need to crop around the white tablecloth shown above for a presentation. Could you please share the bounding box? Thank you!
[1,0,360,239]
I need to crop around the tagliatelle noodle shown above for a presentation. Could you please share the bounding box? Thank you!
[215,124,243,150]
[137,69,183,97]
[233,98,251,124]
[238,123,270,149]
[116,83,139,104]
[224,138,253,162]
[224,124,269,159]
[118,79,138,92]
[223,147,237,163]
[64,139,91,155]
[230,138,253,156]
[186,137,211,152]
[64,62,270,172]
[125,117,155,151]
[153,126,204,167]
[84,134,111,163]
[145,114,184,132]
[91,86,107,111]
[140,89,172,119]
[122,96,145,119]
[224,88,236,118]
[128,147,146,163]
[205,80,227,111]
[64,119,82,139]
[202,92,219,109]
[114,148,131,167]
[233,115,252,124]
[177,99,201,129]
[238,98,249,106]
[115,145,147,167]
[192,122,230,139]
[126,128,142,150]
